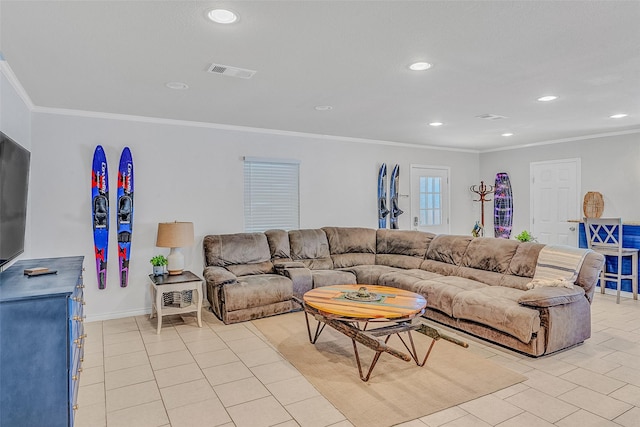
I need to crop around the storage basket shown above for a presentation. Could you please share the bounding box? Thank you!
[162,290,193,308]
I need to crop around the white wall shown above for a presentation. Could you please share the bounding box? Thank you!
[480,132,640,237]
[0,64,33,261]
[30,111,480,320]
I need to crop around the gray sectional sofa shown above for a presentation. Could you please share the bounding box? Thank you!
[202,227,604,356]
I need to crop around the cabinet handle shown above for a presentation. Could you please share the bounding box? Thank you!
[78,368,83,373]
[72,375,78,381]
[73,404,79,411]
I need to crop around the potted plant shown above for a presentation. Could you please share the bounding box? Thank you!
[515,230,536,242]
[150,255,167,276]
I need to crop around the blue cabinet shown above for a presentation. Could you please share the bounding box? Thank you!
[0,256,84,427]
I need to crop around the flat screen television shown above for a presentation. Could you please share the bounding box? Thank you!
[0,131,30,268]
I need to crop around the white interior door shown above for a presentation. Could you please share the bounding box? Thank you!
[531,159,581,246]
[410,165,450,234]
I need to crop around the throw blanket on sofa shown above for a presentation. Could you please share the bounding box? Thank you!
[528,245,589,289]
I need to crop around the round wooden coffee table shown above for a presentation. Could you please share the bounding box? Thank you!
[301,284,436,381]
[303,284,426,321]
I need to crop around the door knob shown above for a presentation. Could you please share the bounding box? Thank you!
[569,226,576,231]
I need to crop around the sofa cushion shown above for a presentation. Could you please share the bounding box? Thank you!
[426,235,473,265]
[461,237,520,273]
[264,229,292,260]
[456,266,505,287]
[203,233,273,275]
[289,229,333,270]
[412,276,489,317]
[227,262,275,277]
[378,269,442,292]
[507,242,545,278]
[420,259,459,276]
[498,274,533,291]
[376,229,435,269]
[311,270,357,288]
[323,227,376,268]
[223,274,293,311]
[452,286,541,343]
[343,265,404,285]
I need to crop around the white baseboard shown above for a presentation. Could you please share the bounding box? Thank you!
[596,286,637,299]
[85,303,212,323]
[86,308,151,323]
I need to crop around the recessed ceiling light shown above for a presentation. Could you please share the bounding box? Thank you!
[207,9,238,24]
[502,133,514,137]
[537,95,558,102]
[314,105,333,111]
[166,82,189,90]
[610,113,628,119]
[409,62,432,71]
[429,122,443,127]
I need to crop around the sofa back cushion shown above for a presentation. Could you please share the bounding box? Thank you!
[203,233,274,276]
[323,227,376,268]
[289,229,333,270]
[376,229,435,269]
[426,235,473,265]
[507,242,545,278]
[461,237,520,273]
[264,229,292,261]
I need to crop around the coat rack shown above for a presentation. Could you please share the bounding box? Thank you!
[470,181,495,229]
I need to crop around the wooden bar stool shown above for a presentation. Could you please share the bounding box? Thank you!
[585,218,638,304]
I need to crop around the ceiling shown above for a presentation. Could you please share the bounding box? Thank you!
[1,1,639,151]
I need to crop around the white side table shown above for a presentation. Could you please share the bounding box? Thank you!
[149,271,203,334]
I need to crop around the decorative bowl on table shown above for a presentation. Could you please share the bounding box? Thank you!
[344,286,383,302]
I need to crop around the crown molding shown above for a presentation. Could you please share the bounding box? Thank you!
[0,60,35,111]
[481,128,640,153]
[31,105,480,153]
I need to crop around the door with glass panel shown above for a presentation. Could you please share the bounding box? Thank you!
[410,166,450,234]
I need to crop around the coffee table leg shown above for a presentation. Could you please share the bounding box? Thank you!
[303,310,326,344]
[352,339,385,382]
[395,331,438,366]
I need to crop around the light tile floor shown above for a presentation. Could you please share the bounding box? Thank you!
[76,291,640,427]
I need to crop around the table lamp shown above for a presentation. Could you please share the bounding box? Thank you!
[156,221,194,275]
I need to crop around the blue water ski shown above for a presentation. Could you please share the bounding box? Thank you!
[92,145,109,289]
[389,164,403,229]
[377,163,389,228]
[117,147,134,287]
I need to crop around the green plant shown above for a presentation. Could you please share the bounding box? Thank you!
[515,230,536,242]
[150,255,167,266]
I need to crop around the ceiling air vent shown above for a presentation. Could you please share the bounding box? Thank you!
[207,63,256,79]
[475,113,508,121]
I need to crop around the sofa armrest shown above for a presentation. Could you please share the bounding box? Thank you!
[275,265,313,298]
[203,266,238,287]
[518,286,585,308]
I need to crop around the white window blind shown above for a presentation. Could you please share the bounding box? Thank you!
[244,157,300,232]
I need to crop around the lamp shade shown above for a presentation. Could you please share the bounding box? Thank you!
[156,222,194,248]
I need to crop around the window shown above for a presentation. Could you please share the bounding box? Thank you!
[419,176,442,226]
[244,157,300,232]
[410,165,449,234]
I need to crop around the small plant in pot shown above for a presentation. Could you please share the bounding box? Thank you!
[515,230,537,242]
[150,255,167,276]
